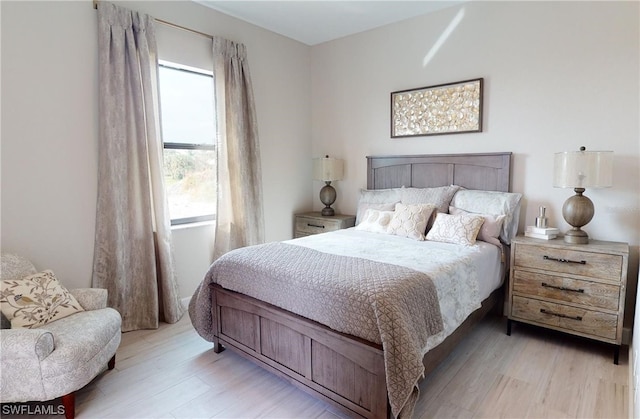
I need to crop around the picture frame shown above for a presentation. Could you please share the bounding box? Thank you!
[390,78,483,138]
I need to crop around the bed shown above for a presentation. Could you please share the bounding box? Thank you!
[189,152,521,419]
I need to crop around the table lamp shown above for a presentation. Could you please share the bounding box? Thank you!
[313,155,343,216]
[553,146,613,244]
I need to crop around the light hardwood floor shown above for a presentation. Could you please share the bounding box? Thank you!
[5,312,628,418]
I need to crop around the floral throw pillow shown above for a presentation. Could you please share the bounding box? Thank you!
[0,270,84,328]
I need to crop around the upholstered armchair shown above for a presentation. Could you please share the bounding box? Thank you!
[0,254,122,419]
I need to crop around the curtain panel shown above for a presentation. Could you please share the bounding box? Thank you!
[94,2,184,331]
[212,37,265,260]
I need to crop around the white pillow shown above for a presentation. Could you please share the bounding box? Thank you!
[449,206,505,247]
[387,203,436,241]
[450,189,522,244]
[426,212,485,246]
[355,209,394,234]
[356,188,401,225]
[400,185,461,213]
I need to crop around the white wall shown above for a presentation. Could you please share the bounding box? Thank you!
[310,0,639,321]
[0,0,312,297]
[1,1,99,289]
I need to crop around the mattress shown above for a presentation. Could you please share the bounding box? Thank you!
[286,227,503,353]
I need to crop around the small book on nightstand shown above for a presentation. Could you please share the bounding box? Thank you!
[524,226,559,240]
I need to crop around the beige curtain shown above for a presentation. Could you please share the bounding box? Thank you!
[93,2,184,332]
[212,37,265,259]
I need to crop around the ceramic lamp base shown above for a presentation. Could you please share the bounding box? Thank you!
[319,182,337,217]
[321,207,335,216]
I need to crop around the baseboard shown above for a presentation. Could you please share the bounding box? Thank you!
[624,327,632,345]
[181,297,191,310]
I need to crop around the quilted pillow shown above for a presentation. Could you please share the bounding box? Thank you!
[400,185,461,213]
[355,209,394,234]
[0,253,37,281]
[426,212,485,246]
[387,203,436,241]
[0,270,84,328]
[450,189,522,244]
[449,206,506,247]
[356,188,401,225]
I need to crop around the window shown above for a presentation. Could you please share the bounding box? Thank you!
[158,61,216,225]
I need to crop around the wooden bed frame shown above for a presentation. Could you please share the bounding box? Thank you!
[211,152,513,419]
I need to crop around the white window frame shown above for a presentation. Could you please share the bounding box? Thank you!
[159,61,216,226]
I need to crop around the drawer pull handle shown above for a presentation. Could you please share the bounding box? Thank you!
[541,282,585,293]
[543,255,586,265]
[540,308,583,321]
[307,223,325,229]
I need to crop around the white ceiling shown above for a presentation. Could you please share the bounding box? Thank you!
[196,1,466,45]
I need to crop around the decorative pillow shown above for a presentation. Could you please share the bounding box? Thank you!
[0,270,84,329]
[356,188,401,225]
[426,212,485,246]
[387,203,436,241]
[400,185,461,214]
[449,206,506,247]
[355,209,394,234]
[1,253,37,281]
[450,189,522,245]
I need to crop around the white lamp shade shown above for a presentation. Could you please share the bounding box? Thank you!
[553,149,613,188]
[313,156,343,182]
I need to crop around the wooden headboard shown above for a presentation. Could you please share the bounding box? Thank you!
[366,152,512,192]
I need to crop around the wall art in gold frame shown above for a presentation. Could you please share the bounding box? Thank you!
[391,78,483,138]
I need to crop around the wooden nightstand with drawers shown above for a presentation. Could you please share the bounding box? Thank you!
[294,212,355,238]
[507,235,629,364]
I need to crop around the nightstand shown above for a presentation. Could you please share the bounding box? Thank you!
[294,212,356,238]
[507,235,629,364]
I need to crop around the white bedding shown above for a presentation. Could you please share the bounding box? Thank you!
[286,227,503,354]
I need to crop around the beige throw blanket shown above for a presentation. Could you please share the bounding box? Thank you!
[189,242,443,418]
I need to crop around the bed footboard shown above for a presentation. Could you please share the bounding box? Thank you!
[212,285,389,419]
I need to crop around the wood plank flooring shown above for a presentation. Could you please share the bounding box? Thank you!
[4,311,628,418]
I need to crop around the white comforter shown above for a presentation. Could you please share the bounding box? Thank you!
[286,227,503,354]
